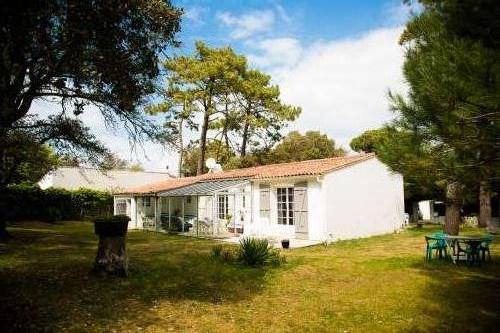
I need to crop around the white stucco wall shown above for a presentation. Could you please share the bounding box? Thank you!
[322,158,404,241]
[245,178,321,240]
[418,200,433,220]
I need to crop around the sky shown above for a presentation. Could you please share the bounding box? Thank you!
[32,0,417,173]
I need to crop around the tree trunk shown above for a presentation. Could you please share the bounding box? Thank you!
[0,184,10,239]
[197,110,210,175]
[478,181,491,228]
[177,118,184,177]
[241,121,250,157]
[444,181,464,235]
[93,236,128,276]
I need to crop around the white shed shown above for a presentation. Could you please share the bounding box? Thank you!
[114,154,405,242]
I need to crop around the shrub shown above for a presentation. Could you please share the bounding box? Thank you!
[211,244,224,258]
[2,184,113,222]
[210,244,235,263]
[238,237,283,267]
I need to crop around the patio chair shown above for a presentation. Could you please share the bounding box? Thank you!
[425,235,447,260]
[480,235,494,262]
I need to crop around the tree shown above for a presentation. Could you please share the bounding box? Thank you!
[1,1,181,136]
[389,0,500,234]
[350,128,391,153]
[231,69,301,156]
[163,42,246,175]
[268,131,345,163]
[0,132,59,186]
[0,1,181,237]
[181,140,235,177]
[158,42,301,175]
[146,90,197,177]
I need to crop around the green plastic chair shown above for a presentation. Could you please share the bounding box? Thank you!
[425,233,448,260]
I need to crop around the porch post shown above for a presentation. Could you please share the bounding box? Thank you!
[168,197,171,230]
[196,196,199,237]
[181,198,185,233]
[233,193,236,235]
[157,197,162,231]
[213,194,217,236]
[154,196,158,231]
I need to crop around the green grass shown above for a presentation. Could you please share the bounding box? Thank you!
[0,221,499,332]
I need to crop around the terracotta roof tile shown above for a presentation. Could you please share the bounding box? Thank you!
[118,153,375,194]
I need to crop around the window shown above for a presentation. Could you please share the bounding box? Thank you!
[143,197,151,207]
[116,199,127,215]
[186,196,192,204]
[218,195,229,219]
[242,195,246,208]
[277,188,294,225]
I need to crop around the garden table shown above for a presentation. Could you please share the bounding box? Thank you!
[444,235,489,266]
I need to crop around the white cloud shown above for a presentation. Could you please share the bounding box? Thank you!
[274,3,292,24]
[216,10,275,39]
[247,37,302,70]
[184,6,208,25]
[263,27,407,150]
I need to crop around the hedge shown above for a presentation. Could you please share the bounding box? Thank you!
[1,184,113,222]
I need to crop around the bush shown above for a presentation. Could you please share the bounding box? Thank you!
[237,237,283,267]
[2,184,113,222]
[211,244,224,258]
[210,244,235,263]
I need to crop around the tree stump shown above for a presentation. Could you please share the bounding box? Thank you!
[93,215,130,277]
[94,235,128,276]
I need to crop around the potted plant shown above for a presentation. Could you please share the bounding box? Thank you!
[281,239,290,249]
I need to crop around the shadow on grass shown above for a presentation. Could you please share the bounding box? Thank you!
[403,256,500,332]
[0,222,272,332]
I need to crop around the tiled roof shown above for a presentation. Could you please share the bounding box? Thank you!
[119,154,375,195]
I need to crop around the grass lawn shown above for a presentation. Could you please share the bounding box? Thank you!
[0,222,499,332]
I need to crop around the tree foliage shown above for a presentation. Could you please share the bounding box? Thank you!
[387,0,500,233]
[0,132,59,186]
[181,140,235,177]
[0,0,181,164]
[267,131,345,164]
[153,42,300,175]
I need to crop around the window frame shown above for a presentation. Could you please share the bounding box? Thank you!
[218,195,229,219]
[276,187,294,225]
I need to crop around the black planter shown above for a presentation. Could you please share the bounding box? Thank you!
[281,239,290,249]
[94,215,130,237]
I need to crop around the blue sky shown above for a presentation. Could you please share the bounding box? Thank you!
[33,0,415,172]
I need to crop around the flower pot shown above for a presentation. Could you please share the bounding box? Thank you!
[281,239,290,249]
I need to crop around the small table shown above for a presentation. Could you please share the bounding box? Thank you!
[444,235,488,265]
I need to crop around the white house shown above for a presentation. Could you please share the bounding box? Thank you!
[114,154,405,242]
[39,167,173,192]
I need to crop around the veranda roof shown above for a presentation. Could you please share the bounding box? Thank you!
[157,179,249,197]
